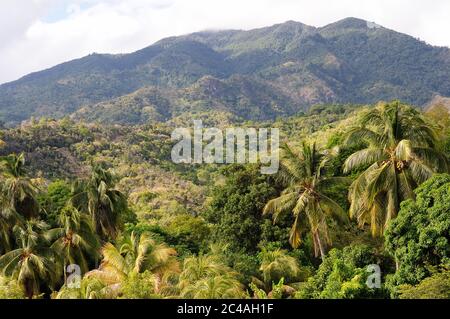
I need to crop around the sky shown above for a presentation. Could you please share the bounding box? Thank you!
[1,0,450,84]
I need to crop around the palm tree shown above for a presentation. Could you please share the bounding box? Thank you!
[249,248,300,298]
[251,278,295,299]
[0,220,57,298]
[46,205,100,278]
[181,275,245,299]
[258,248,300,290]
[0,216,11,254]
[344,101,448,236]
[86,232,179,297]
[179,254,245,299]
[0,153,39,220]
[178,255,229,289]
[71,165,127,240]
[0,184,22,254]
[0,205,18,254]
[263,142,348,259]
[53,276,113,299]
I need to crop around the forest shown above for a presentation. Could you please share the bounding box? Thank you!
[0,101,449,299]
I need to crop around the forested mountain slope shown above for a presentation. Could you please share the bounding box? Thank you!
[1,17,450,125]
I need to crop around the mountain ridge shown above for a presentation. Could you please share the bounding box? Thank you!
[1,17,449,126]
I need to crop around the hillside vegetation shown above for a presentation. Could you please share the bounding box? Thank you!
[0,102,449,299]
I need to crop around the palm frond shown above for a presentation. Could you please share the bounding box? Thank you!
[343,148,386,174]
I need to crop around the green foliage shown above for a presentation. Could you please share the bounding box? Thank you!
[165,215,211,254]
[124,218,209,257]
[54,276,110,299]
[203,165,278,253]
[119,271,161,299]
[0,277,25,299]
[398,268,450,299]
[295,245,388,299]
[38,180,71,227]
[179,254,246,299]
[258,248,301,288]
[250,278,287,299]
[0,99,449,300]
[384,174,450,296]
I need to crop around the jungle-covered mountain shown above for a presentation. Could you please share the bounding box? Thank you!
[1,17,450,125]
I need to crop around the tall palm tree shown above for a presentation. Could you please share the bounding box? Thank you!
[46,205,100,277]
[86,232,179,297]
[0,215,11,254]
[263,142,348,259]
[118,232,179,276]
[0,220,57,298]
[0,205,19,254]
[0,153,39,220]
[179,255,245,299]
[344,101,448,236]
[71,165,127,240]
[0,184,23,254]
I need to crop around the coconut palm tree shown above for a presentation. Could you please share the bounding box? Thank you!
[181,275,245,299]
[344,101,448,236]
[249,248,300,298]
[178,254,229,289]
[71,165,128,240]
[85,232,179,297]
[258,248,300,290]
[0,206,18,254]
[0,220,57,298]
[53,276,113,299]
[179,254,245,299]
[0,153,39,220]
[46,205,100,277]
[118,231,180,295]
[0,184,23,254]
[263,142,348,259]
[251,278,295,299]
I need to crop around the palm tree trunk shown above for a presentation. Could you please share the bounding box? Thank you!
[25,279,34,299]
[154,274,161,294]
[64,261,67,286]
[314,232,326,261]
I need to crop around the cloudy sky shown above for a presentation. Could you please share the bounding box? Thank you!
[1,0,450,84]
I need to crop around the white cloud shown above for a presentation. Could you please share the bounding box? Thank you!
[1,0,450,84]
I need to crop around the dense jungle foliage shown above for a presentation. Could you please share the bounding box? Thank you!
[0,101,449,299]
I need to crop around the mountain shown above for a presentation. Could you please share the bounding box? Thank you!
[1,17,450,126]
[71,75,299,124]
[425,95,450,112]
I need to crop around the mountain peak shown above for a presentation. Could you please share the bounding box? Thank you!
[323,17,375,30]
[278,20,309,27]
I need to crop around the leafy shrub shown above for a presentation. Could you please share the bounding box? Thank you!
[385,174,450,296]
[295,245,388,299]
